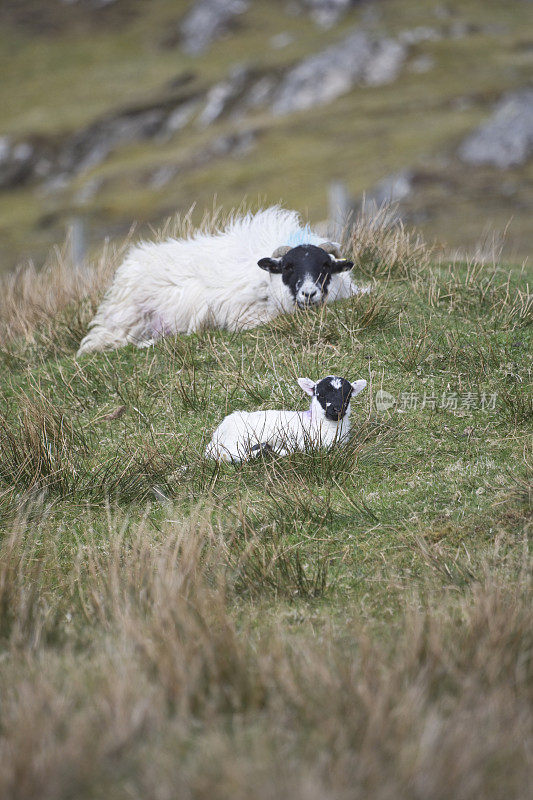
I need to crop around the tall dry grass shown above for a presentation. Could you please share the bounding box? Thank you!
[0,231,127,344]
[0,509,531,800]
[0,202,257,346]
[348,202,432,280]
[0,202,429,349]
[1,200,527,356]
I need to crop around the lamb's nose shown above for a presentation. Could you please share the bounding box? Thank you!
[301,289,317,301]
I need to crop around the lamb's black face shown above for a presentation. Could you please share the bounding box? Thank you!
[315,376,354,421]
[258,245,353,308]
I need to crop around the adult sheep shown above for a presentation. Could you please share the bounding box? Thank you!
[77,206,366,356]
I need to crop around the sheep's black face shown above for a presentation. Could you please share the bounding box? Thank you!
[314,376,354,421]
[258,245,353,308]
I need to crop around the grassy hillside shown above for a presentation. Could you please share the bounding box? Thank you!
[0,208,531,797]
[1,0,532,273]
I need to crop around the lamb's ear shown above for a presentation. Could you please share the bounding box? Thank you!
[297,377,316,396]
[351,379,367,396]
[329,257,354,273]
[258,257,284,274]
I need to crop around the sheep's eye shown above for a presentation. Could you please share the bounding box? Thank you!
[283,263,293,272]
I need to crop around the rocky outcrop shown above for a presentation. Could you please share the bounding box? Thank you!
[180,0,249,55]
[0,86,201,190]
[57,105,169,175]
[272,31,406,115]
[195,29,408,122]
[458,89,533,168]
[197,65,253,127]
[148,129,256,188]
[0,135,58,190]
[0,27,410,191]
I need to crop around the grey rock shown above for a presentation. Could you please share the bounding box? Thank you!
[196,66,276,125]
[74,176,104,204]
[301,0,355,29]
[270,32,294,49]
[197,65,250,127]
[459,89,533,168]
[0,88,201,190]
[58,90,201,176]
[59,108,166,173]
[0,137,39,189]
[409,55,435,74]
[272,31,407,115]
[210,130,255,157]
[180,0,249,56]
[163,100,199,137]
[147,129,256,188]
[244,76,277,110]
[399,26,441,45]
[149,165,180,190]
[34,157,54,178]
[13,142,34,161]
[364,38,406,86]
[41,174,71,196]
[368,170,413,206]
[0,136,10,162]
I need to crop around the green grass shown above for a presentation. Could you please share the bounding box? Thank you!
[0,211,531,795]
[0,219,530,597]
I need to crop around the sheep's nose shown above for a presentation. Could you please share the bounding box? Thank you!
[301,288,318,300]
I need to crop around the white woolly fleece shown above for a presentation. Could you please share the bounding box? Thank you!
[77,206,362,355]
[205,378,367,463]
[205,405,352,463]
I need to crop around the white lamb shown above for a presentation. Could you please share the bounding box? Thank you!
[77,206,367,356]
[205,375,367,463]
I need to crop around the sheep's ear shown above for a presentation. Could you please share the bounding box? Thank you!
[258,257,284,274]
[297,377,316,396]
[329,257,354,273]
[351,379,367,396]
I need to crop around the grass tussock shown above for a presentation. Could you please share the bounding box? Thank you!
[499,384,533,426]
[0,389,177,502]
[426,259,532,328]
[265,289,396,348]
[0,395,87,495]
[348,203,432,280]
[0,233,127,345]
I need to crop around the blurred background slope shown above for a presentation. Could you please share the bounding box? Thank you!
[0,0,532,274]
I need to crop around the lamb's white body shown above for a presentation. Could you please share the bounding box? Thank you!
[77,207,361,355]
[205,375,368,463]
[205,405,351,463]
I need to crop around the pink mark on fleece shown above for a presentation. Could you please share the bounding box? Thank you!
[142,308,173,338]
[300,406,313,422]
